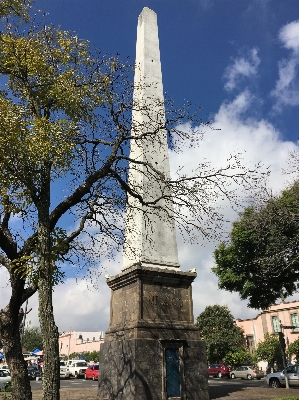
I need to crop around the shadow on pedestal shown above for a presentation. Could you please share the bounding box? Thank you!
[98,264,209,400]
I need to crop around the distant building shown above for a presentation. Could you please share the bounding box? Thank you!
[59,331,105,357]
[236,299,299,368]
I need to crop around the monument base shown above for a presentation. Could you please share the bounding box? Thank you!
[98,265,209,400]
[98,338,208,400]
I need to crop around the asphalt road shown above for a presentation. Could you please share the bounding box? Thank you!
[30,376,299,400]
[209,376,267,388]
[31,377,98,391]
[31,376,267,391]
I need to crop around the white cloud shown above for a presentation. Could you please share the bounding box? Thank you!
[279,20,299,53]
[0,268,11,309]
[271,20,299,110]
[171,90,298,320]
[223,48,260,91]
[0,255,122,332]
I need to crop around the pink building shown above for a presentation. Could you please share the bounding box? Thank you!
[235,299,299,368]
[59,331,105,358]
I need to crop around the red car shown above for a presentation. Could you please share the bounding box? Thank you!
[84,364,99,381]
[207,363,230,378]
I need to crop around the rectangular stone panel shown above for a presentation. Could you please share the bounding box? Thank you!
[110,282,139,327]
[142,283,191,322]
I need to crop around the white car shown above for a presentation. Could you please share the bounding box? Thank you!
[0,369,11,390]
[59,361,70,379]
[0,366,9,374]
[68,361,88,379]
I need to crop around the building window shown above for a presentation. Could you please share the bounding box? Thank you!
[87,338,89,342]
[93,337,95,341]
[246,335,255,354]
[291,313,299,332]
[272,316,280,333]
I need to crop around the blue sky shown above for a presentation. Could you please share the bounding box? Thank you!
[36,0,299,141]
[1,0,299,333]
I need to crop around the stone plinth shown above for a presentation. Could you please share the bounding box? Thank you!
[98,265,209,400]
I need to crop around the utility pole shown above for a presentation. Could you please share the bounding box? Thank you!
[279,324,295,389]
[67,329,72,361]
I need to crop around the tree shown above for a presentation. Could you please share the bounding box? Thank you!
[287,338,299,362]
[223,348,256,368]
[67,351,99,362]
[22,327,43,352]
[213,180,299,310]
[255,333,283,371]
[0,0,32,20]
[0,3,266,400]
[196,305,246,363]
[84,351,100,362]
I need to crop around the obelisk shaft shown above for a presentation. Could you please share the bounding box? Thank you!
[123,7,180,270]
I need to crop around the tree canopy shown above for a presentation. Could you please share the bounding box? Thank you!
[0,0,32,20]
[213,180,299,310]
[66,351,99,363]
[22,327,43,352]
[195,305,245,363]
[255,333,283,370]
[223,348,256,368]
[287,338,299,363]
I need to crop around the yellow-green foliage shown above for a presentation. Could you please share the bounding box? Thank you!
[0,0,32,20]
[0,26,110,208]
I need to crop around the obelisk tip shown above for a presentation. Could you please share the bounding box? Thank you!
[138,7,157,23]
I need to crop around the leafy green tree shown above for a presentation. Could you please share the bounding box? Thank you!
[213,180,299,310]
[223,349,256,368]
[67,351,99,362]
[255,333,283,370]
[287,338,299,362]
[0,0,32,20]
[22,327,43,352]
[84,351,100,362]
[67,353,83,361]
[196,305,246,363]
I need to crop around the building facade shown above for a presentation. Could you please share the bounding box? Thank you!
[59,331,105,357]
[235,299,299,368]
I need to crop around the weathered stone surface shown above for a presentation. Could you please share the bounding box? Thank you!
[106,265,197,339]
[122,6,179,271]
[98,338,209,400]
[98,339,162,400]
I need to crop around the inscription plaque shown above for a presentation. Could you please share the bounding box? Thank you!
[142,283,190,322]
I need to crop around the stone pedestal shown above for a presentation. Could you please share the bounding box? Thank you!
[98,265,209,400]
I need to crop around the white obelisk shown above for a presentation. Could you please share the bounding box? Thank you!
[123,7,180,270]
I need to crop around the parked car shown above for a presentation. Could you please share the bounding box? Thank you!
[0,369,11,390]
[59,361,70,379]
[84,363,99,381]
[230,366,264,380]
[68,361,88,379]
[27,366,40,380]
[0,366,9,374]
[267,364,299,388]
[207,363,230,378]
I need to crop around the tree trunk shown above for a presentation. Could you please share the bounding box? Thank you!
[38,282,60,400]
[37,163,60,400]
[0,306,32,400]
